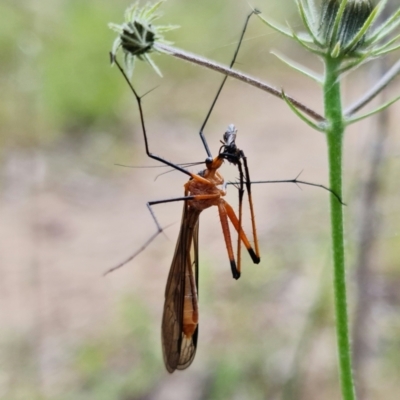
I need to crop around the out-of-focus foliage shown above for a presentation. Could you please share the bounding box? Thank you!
[1,0,128,148]
[70,296,162,400]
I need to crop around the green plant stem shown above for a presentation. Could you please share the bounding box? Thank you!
[324,56,356,400]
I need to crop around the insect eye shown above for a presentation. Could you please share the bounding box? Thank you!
[205,157,213,164]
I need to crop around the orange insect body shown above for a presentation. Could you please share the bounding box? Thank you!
[180,157,227,339]
[161,151,261,373]
[185,158,225,210]
[182,265,198,337]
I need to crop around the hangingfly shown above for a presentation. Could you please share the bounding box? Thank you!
[160,130,260,371]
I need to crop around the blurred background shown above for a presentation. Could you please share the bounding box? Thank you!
[1,0,399,399]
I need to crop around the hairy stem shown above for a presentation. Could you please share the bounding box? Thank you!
[324,56,356,400]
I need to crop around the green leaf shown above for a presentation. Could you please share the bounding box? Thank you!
[143,53,162,77]
[271,50,323,83]
[281,90,326,132]
[346,94,400,124]
[374,42,400,57]
[338,51,372,74]
[291,29,325,55]
[372,32,400,55]
[363,0,391,43]
[124,50,135,78]
[296,32,315,43]
[143,0,165,19]
[368,7,400,44]
[306,0,319,24]
[331,0,350,44]
[296,0,323,46]
[256,12,295,39]
[110,36,122,60]
[331,41,341,58]
[156,24,180,32]
[344,58,400,115]
[342,1,383,54]
[125,3,139,22]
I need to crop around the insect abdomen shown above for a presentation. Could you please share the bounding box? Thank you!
[183,265,198,337]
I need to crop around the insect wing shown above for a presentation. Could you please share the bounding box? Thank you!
[162,205,200,372]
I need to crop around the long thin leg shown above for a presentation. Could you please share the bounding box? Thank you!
[223,199,260,266]
[217,202,240,280]
[225,170,344,274]
[226,173,345,205]
[236,159,245,275]
[198,9,259,158]
[227,151,260,274]
[104,192,222,275]
[218,127,261,274]
[241,155,260,257]
[112,54,192,177]
[228,170,344,271]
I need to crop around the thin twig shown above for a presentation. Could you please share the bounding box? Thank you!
[345,58,400,116]
[156,43,325,122]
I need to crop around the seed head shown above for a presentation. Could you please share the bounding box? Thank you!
[320,0,374,57]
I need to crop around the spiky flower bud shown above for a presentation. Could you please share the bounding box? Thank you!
[109,1,179,77]
[119,19,156,57]
[320,0,373,57]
